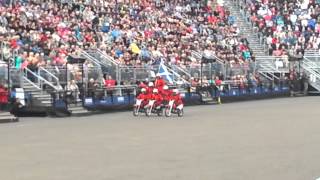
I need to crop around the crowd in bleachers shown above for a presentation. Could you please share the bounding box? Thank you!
[0,0,254,74]
[243,0,320,56]
[1,0,315,90]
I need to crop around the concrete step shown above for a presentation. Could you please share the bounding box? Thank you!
[23,89,42,93]
[68,106,91,116]
[36,97,52,101]
[32,94,51,98]
[0,112,18,123]
[68,106,86,111]
[40,100,52,104]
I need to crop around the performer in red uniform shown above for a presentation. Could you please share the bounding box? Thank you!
[155,74,166,90]
[146,82,154,94]
[0,85,8,110]
[160,85,172,102]
[150,88,163,107]
[138,81,148,89]
[136,88,150,108]
[170,89,183,108]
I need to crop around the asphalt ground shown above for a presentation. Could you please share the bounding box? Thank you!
[0,97,320,180]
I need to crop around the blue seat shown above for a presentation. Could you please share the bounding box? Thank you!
[250,88,261,95]
[229,89,240,96]
[239,89,249,96]
[281,86,289,92]
[273,86,280,94]
[183,92,191,99]
[128,95,135,104]
[262,87,271,94]
[98,97,113,106]
[54,99,66,109]
[113,96,128,105]
[190,93,201,101]
[84,97,95,108]
[219,90,227,97]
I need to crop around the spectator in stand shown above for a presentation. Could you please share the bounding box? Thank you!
[0,84,8,110]
[104,75,116,88]
[1,0,254,69]
[245,0,320,55]
[87,78,99,97]
[66,80,79,102]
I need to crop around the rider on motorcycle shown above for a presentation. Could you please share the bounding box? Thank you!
[146,82,154,94]
[150,88,163,108]
[155,74,166,90]
[170,89,183,108]
[136,88,150,108]
[160,85,172,102]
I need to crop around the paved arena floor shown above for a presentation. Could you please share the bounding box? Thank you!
[0,97,320,180]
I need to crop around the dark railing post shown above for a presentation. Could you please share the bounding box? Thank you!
[7,60,10,91]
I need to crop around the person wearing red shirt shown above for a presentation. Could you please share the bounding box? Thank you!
[9,38,18,49]
[169,89,183,108]
[160,85,172,102]
[136,88,150,108]
[155,74,165,90]
[150,88,163,107]
[215,77,222,104]
[104,75,116,88]
[139,81,147,89]
[0,85,8,110]
[146,82,154,94]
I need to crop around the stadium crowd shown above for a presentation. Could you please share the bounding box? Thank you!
[243,0,320,56]
[1,0,314,91]
[0,0,253,77]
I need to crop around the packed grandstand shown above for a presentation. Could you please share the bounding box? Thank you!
[0,0,319,117]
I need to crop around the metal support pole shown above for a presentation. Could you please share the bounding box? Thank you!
[7,60,10,91]
[82,63,85,106]
[65,62,68,87]
[200,62,203,85]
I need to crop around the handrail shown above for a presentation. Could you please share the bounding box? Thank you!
[23,76,41,90]
[255,56,288,59]
[171,65,192,78]
[303,59,320,78]
[24,67,59,91]
[95,49,120,65]
[212,54,226,64]
[39,67,60,84]
[80,50,102,67]
[166,65,190,85]
[191,50,225,64]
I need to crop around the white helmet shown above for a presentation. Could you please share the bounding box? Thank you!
[153,88,159,93]
[173,89,179,94]
[163,85,169,90]
[148,82,154,87]
[141,88,146,92]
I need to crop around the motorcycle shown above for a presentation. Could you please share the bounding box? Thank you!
[145,100,164,117]
[133,99,144,116]
[165,100,184,117]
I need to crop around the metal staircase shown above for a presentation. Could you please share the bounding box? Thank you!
[0,111,18,123]
[225,0,267,56]
[22,67,58,108]
[81,49,119,80]
[255,56,290,80]
[302,57,320,93]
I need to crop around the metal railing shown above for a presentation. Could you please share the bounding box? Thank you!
[23,67,59,91]
[38,67,60,86]
[302,57,320,91]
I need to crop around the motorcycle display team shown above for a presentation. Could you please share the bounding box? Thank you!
[133,75,184,117]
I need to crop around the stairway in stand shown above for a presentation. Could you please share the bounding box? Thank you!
[22,79,52,108]
[224,0,267,56]
[0,111,18,123]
